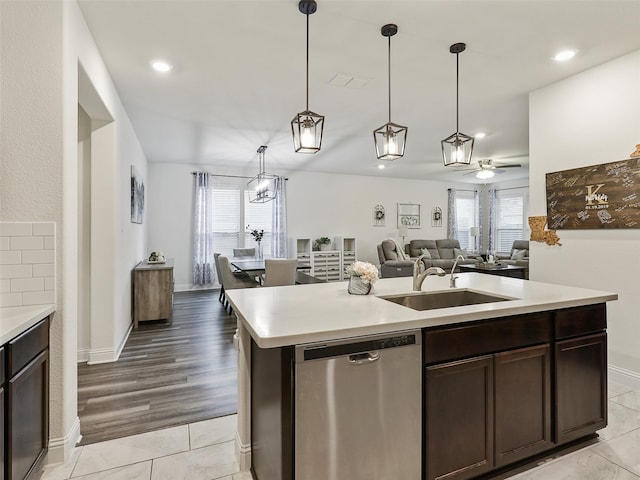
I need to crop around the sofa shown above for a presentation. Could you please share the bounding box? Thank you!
[496,240,529,267]
[377,238,479,278]
[377,240,414,278]
[406,239,480,272]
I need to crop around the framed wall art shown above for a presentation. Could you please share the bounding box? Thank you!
[131,165,145,224]
[546,158,640,229]
[397,203,420,228]
[373,204,385,226]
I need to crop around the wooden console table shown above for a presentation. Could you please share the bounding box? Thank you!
[133,258,174,328]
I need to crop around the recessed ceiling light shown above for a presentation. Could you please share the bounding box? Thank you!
[553,49,576,62]
[378,164,386,170]
[474,132,486,139]
[151,60,173,73]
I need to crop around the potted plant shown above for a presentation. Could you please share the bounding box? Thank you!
[315,237,332,251]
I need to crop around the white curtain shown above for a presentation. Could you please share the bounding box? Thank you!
[192,172,215,285]
[447,188,457,239]
[271,176,287,258]
[487,188,497,255]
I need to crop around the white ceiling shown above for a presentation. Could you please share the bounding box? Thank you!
[77,0,640,185]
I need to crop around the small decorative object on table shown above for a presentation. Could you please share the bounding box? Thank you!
[346,261,379,295]
[247,225,265,259]
[148,251,166,263]
[315,237,332,251]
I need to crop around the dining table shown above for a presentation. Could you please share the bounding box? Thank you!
[229,258,324,284]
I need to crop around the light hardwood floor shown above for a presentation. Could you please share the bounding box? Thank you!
[77,290,237,445]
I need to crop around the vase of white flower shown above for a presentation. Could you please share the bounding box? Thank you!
[346,261,379,295]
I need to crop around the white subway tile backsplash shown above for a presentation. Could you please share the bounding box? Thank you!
[22,290,55,306]
[0,292,23,308]
[21,249,55,264]
[0,264,32,279]
[10,236,44,251]
[0,251,21,265]
[33,263,55,277]
[11,277,45,292]
[0,221,56,307]
[32,222,55,236]
[0,222,33,237]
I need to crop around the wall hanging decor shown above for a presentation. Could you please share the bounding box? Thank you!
[373,204,385,226]
[546,157,640,229]
[431,206,443,227]
[528,216,562,246]
[631,144,640,158]
[397,203,420,228]
[130,165,144,224]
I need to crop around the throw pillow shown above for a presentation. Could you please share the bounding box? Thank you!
[511,249,526,260]
[453,248,468,259]
[420,248,432,258]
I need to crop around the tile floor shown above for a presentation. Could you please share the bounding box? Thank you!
[40,382,640,480]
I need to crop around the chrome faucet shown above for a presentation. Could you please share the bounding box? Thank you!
[413,254,446,291]
[450,254,465,288]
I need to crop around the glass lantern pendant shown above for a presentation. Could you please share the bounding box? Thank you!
[442,43,474,167]
[373,24,407,161]
[291,0,324,154]
[247,146,277,203]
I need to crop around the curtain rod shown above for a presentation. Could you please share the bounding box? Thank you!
[448,188,478,192]
[191,172,288,181]
[492,186,528,192]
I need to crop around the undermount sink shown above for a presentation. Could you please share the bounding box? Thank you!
[380,289,512,311]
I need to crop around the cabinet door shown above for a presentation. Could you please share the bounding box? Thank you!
[426,356,494,480]
[8,350,49,480]
[555,333,607,444]
[495,344,552,467]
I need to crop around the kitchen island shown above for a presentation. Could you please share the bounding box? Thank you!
[227,273,617,480]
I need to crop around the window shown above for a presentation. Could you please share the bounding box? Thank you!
[494,189,529,253]
[454,192,479,252]
[210,185,274,258]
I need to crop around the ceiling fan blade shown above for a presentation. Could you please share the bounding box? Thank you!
[463,170,479,176]
[495,163,521,168]
[494,169,507,174]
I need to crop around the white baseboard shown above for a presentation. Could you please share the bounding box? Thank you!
[609,364,640,390]
[174,283,219,292]
[86,322,132,364]
[235,431,252,472]
[47,416,82,465]
[77,347,90,363]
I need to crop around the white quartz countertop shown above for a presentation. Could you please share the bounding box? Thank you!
[0,304,55,345]
[226,274,617,348]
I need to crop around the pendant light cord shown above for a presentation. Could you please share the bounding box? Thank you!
[456,51,460,134]
[387,34,392,124]
[305,12,310,112]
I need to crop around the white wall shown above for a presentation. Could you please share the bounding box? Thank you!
[148,162,469,288]
[529,49,640,382]
[0,0,147,462]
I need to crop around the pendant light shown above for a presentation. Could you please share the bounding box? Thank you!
[291,0,324,154]
[247,146,277,203]
[373,24,407,161]
[441,42,474,166]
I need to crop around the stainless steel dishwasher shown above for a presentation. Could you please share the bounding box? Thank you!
[294,329,422,480]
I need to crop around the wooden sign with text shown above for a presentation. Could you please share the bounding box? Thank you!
[546,158,640,229]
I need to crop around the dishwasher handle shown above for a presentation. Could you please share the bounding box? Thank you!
[348,351,380,365]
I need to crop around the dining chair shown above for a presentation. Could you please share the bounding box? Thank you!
[214,253,226,305]
[263,259,298,287]
[233,247,256,257]
[217,255,261,314]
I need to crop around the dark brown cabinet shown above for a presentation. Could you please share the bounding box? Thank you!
[426,355,494,480]
[554,304,607,445]
[3,317,50,480]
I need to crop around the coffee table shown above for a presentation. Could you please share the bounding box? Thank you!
[458,263,528,279]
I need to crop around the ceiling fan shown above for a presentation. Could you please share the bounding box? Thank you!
[460,159,522,179]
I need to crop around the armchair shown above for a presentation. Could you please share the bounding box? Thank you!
[377,239,414,278]
[496,240,529,266]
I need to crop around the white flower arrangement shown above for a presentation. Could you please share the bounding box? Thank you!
[346,261,379,285]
